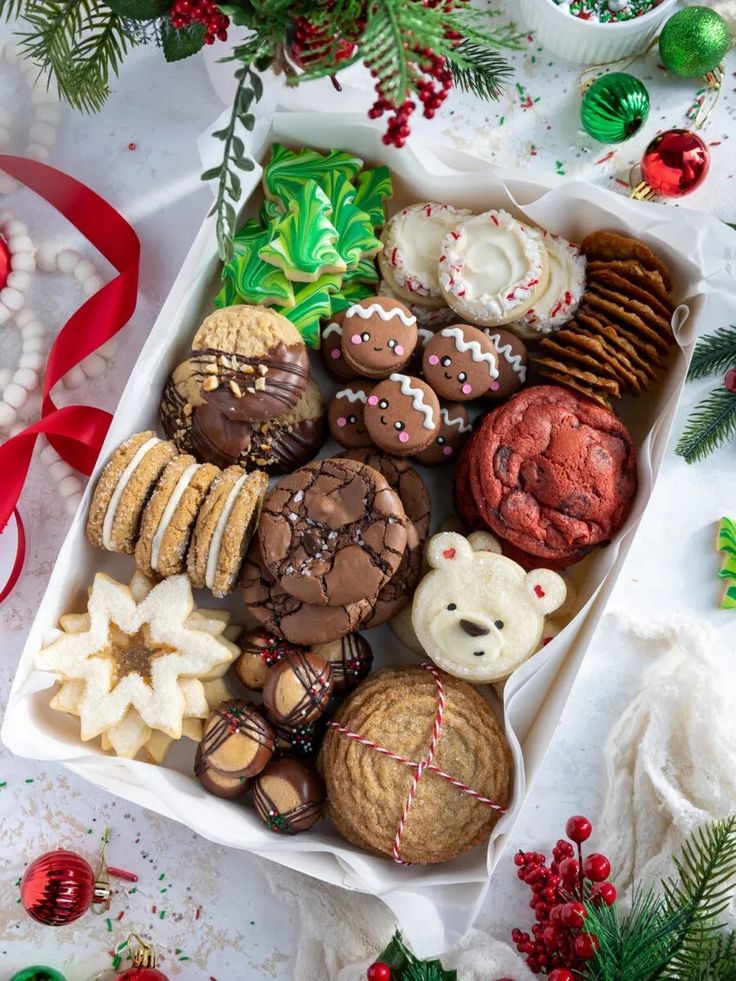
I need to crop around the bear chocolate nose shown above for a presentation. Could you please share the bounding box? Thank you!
[460,619,490,638]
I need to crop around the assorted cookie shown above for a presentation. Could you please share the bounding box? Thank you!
[327,382,374,449]
[341,296,418,377]
[364,374,440,456]
[422,325,499,401]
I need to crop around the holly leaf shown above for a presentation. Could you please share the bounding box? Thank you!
[106,0,169,19]
[161,20,206,62]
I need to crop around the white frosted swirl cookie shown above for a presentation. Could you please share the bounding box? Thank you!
[378,202,472,309]
[437,210,550,328]
[509,231,586,340]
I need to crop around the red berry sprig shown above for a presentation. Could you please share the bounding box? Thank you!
[510,815,615,975]
[366,963,392,981]
[169,0,229,46]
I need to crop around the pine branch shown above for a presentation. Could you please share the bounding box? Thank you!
[687,327,736,381]
[675,387,736,464]
[0,0,30,21]
[448,39,514,101]
[687,930,736,980]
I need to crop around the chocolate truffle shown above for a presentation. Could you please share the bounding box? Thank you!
[262,651,333,726]
[196,700,275,778]
[252,758,326,834]
[234,630,306,691]
[195,747,252,799]
[312,633,373,691]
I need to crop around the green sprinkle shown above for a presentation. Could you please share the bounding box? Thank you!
[129,887,138,894]
[175,949,182,955]
[159,910,166,919]
[116,940,129,953]
[555,160,566,176]
[159,873,165,881]
[515,82,524,95]
[499,116,505,126]
[531,55,536,63]
[0,781,7,788]
[106,917,113,932]
[24,778,33,784]
[160,887,168,893]
[112,955,121,970]
[179,955,190,961]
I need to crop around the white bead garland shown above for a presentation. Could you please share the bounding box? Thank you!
[0,214,34,323]
[39,437,84,515]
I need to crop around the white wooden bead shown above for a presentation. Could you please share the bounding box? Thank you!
[4,45,20,65]
[0,402,17,428]
[0,127,10,149]
[0,287,24,311]
[58,474,82,497]
[80,353,107,378]
[13,367,37,390]
[98,337,119,359]
[15,307,34,327]
[29,121,56,147]
[10,253,35,272]
[63,365,86,389]
[7,270,31,291]
[4,219,27,237]
[50,459,72,480]
[4,382,27,408]
[8,235,33,253]
[40,443,60,465]
[0,367,10,388]
[23,336,45,352]
[30,87,57,106]
[82,276,103,297]
[73,259,97,283]
[26,143,49,162]
[57,249,80,274]
[36,243,58,272]
[36,104,61,124]
[0,306,11,325]
[64,494,82,516]
[19,352,44,371]
[21,320,45,339]
[0,175,18,195]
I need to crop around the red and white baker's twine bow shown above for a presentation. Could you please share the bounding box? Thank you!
[327,661,507,864]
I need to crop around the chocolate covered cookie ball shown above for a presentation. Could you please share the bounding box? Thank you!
[196,700,275,779]
[313,633,373,691]
[253,758,326,834]
[263,651,333,726]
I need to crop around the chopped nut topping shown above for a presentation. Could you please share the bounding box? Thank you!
[241,364,255,374]
[218,355,230,367]
[204,362,218,375]
[229,380,243,399]
[254,377,266,391]
[256,458,269,467]
[246,386,257,395]
[202,376,219,392]
[183,402,193,417]
[258,364,268,376]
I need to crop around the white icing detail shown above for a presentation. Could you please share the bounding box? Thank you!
[150,463,200,572]
[440,326,499,377]
[440,408,472,433]
[511,232,586,339]
[487,333,528,384]
[346,302,417,327]
[322,321,342,339]
[102,436,160,550]
[417,328,434,348]
[205,473,248,591]
[380,202,471,299]
[335,388,368,404]
[390,373,435,430]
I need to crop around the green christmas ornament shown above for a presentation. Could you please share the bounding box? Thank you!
[659,6,730,78]
[581,72,650,144]
[10,969,67,981]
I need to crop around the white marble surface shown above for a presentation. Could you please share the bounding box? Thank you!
[1,7,736,978]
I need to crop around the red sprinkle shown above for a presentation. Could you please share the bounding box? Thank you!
[491,214,500,226]
[128,142,137,151]
[108,866,138,883]
[595,151,616,165]
[195,907,202,920]
[116,911,125,921]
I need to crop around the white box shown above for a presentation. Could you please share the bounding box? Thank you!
[3,110,734,957]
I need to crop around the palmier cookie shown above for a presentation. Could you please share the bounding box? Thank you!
[189,305,309,423]
[187,466,267,597]
[313,633,373,691]
[135,455,219,579]
[414,402,472,466]
[253,758,325,834]
[318,666,512,864]
[328,383,374,450]
[320,312,359,381]
[234,629,305,691]
[242,539,373,646]
[379,202,472,309]
[87,431,177,554]
[195,700,274,779]
[262,651,333,726]
[364,374,440,456]
[438,210,549,327]
[422,325,499,401]
[340,297,418,377]
[483,328,529,399]
[509,232,586,339]
[258,457,408,608]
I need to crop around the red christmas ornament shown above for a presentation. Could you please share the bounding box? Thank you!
[0,235,10,291]
[636,128,710,199]
[20,849,111,926]
[115,935,169,980]
[116,971,168,980]
[366,963,392,981]
[724,368,736,393]
[565,815,592,843]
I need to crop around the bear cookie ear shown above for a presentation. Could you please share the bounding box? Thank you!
[426,532,475,569]
[524,569,567,616]
[467,530,502,555]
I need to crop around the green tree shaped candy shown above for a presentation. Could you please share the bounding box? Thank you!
[259,180,345,282]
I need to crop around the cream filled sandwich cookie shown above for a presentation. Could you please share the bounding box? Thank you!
[509,232,586,339]
[378,202,472,309]
[438,210,550,328]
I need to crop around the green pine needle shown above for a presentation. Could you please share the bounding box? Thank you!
[687,326,736,381]
[675,387,736,464]
[449,39,514,101]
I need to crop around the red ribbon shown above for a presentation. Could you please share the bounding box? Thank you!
[0,155,140,533]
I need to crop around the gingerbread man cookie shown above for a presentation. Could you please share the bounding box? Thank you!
[320,311,358,381]
[327,383,374,449]
[422,325,499,401]
[483,327,529,399]
[414,401,472,466]
[341,296,418,378]
[364,373,440,456]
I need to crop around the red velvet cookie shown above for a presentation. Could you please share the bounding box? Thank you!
[364,373,440,456]
[473,385,637,566]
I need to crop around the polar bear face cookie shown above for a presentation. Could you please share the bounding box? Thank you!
[411,531,566,683]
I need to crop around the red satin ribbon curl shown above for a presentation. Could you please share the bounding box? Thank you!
[0,155,140,535]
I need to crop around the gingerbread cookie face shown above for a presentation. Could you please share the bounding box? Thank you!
[364,374,440,456]
[262,651,333,726]
[320,312,358,381]
[422,325,499,401]
[327,384,374,450]
[484,328,528,399]
[196,700,275,778]
[341,297,418,378]
[414,402,472,466]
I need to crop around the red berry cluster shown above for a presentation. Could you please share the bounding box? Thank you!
[169,0,229,45]
[509,815,616,976]
[290,17,359,70]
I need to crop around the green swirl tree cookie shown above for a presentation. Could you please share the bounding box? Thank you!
[221,219,295,308]
[263,143,363,206]
[353,166,393,229]
[274,274,342,349]
[323,171,381,273]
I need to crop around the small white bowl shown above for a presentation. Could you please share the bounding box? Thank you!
[518,0,678,64]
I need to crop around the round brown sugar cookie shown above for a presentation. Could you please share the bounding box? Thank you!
[321,311,359,381]
[413,402,472,467]
[190,305,309,422]
[262,651,333,726]
[364,374,440,457]
[258,457,408,608]
[234,629,306,691]
[313,633,373,691]
[241,539,373,645]
[188,466,267,597]
[474,385,638,566]
[195,700,274,778]
[318,666,512,864]
[422,325,499,401]
[253,758,325,834]
[135,454,219,579]
[341,296,418,378]
[195,748,252,799]
[327,383,375,450]
[87,431,178,554]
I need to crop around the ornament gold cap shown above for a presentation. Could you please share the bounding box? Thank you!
[128,933,158,968]
[91,827,113,913]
